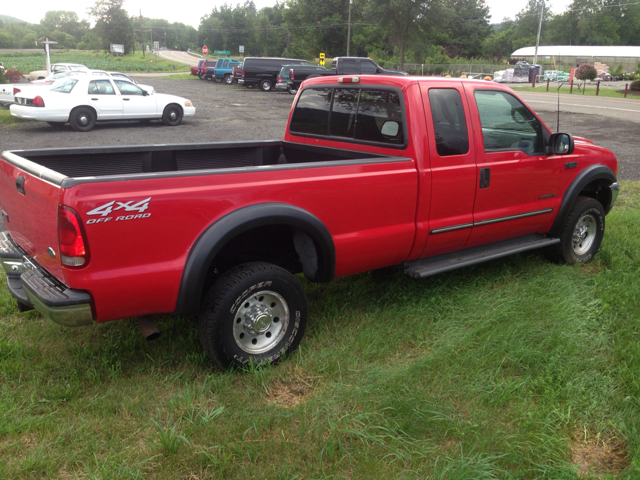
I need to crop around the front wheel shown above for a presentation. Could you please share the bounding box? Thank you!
[161,104,183,126]
[259,80,272,92]
[224,74,234,85]
[69,107,96,132]
[288,86,298,95]
[548,196,605,264]
[198,262,308,369]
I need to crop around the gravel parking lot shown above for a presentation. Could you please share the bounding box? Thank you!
[1,77,638,180]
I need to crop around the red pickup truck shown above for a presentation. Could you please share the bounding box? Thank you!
[0,75,619,369]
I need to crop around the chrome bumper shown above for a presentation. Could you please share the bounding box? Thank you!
[0,233,93,327]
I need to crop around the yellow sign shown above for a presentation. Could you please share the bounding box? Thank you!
[319,52,325,66]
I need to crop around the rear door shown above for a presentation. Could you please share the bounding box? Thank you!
[418,81,477,257]
[87,79,123,120]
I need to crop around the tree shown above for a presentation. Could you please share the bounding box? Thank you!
[40,11,89,42]
[90,0,135,53]
[575,62,597,81]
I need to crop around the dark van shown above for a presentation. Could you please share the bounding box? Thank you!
[238,57,310,91]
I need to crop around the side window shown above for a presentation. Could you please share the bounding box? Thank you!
[114,80,143,96]
[89,79,116,95]
[330,89,359,138]
[355,90,403,144]
[341,59,356,73]
[223,59,229,68]
[474,90,543,154]
[289,88,332,135]
[51,79,78,93]
[428,89,469,156]
[216,59,223,67]
[360,61,377,74]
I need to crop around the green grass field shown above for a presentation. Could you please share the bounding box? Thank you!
[0,108,31,125]
[0,50,190,74]
[0,182,639,479]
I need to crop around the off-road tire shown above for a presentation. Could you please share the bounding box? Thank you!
[547,196,605,265]
[161,104,183,126]
[69,107,96,132]
[198,262,308,369]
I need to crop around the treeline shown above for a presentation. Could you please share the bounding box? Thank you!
[0,0,638,66]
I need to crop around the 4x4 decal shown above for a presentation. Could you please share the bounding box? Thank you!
[85,197,152,224]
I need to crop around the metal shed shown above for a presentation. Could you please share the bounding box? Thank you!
[511,46,640,72]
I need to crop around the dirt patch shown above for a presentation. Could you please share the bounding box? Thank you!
[267,377,313,408]
[572,436,629,477]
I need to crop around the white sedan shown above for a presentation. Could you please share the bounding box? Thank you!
[10,76,194,132]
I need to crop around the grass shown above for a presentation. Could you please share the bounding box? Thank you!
[0,108,32,124]
[511,84,640,99]
[161,73,198,80]
[0,50,190,74]
[0,182,639,478]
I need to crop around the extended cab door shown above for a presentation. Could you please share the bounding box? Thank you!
[463,86,561,247]
[418,81,477,257]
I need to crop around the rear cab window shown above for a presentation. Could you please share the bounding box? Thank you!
[290,86,405,147]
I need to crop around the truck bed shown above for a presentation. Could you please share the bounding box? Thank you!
[4,141,387,184]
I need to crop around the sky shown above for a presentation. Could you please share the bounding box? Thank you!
[10,0,574,30]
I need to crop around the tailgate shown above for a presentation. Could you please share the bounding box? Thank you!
[0,153,64,281]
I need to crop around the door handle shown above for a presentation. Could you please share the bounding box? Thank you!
[91,98,98,101]
[480,168,490,189]
[123,98,130,101]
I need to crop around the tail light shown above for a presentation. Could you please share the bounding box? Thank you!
[58,205,89,267]
[13,87,21,95]
[290,71,294,80]
[278,76,282,83]
[242,71,245,77]
[32,96,45,107]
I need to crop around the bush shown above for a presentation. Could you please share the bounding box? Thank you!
[4,70,27,83]
[575,63,597,82]
[0,69,7,84]
[631,80,640,91]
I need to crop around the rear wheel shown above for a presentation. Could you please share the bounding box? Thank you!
[288,86,298,95]
[224,74,234,85]
[259,80,272,92]
[214,77,222,83]
[199,74,206,80]
[548,196,605,264]
[69,107,96,132]
[161,104,183,126]
[198,262,308,369]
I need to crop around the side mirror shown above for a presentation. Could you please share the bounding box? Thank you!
[376,67,381,74]
[546,133,574,155]
[142,90,148,96]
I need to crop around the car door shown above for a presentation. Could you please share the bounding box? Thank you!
[418,82,478,257]
[113,80,156,118]
[463,86,561,248]
[86,79,123,120]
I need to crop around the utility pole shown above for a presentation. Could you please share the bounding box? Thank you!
[347,0,352,56]
[140,10,145,58]
[533,0,545,65]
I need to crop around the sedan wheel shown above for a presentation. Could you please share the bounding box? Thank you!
[70,107,96,132]
[161,104,183,126]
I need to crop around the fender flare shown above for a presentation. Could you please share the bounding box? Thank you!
[174,203,335,315]
[547,164,617,237]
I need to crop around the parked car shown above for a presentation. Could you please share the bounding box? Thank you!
[106,72,156,93]
[198,59,218,80]
[232,65,244,83]
[28,63,87,81]
[238,57,310,91]
[212,58,243,84]
[276,64,327,94]
[0,75,619,369]
[10,76,194,131]
[190,60,205,77]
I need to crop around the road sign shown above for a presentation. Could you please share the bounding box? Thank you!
[214,50,230,55]
[239,45,244,54]
[202,45,208,55]
[319,52,325,66]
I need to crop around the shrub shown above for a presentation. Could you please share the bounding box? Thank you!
[631,80,640,91]
[4,70,27,83]
[575,63,597,82]
[0,69,7,84]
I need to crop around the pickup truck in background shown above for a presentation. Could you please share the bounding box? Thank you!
[212,58,243,84]
[190,60,205,78]
[287,56,408,92]
[0,75,619,369]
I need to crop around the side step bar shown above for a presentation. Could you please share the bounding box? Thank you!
[404,234,560,279]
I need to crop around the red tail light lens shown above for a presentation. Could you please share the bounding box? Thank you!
[32,96,45,107]
[278,76,282,83]
[290,71,294,80]
[58,205,89,267]
[13,87,21,95]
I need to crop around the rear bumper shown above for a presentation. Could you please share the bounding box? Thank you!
[0,233,93,327]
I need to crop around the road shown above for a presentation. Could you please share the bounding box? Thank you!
[516,90,640,124]
[156,49,201,67]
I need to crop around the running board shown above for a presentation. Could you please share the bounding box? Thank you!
[404,234,560,279]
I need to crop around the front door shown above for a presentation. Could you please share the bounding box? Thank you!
[113,80,156,119]
[463,87,561,248]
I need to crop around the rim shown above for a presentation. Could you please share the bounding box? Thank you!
[262,82,271,91]
[572,213,597,255]
[232,290,289,354]
[77,113,89,126]
[168,109,177,122]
